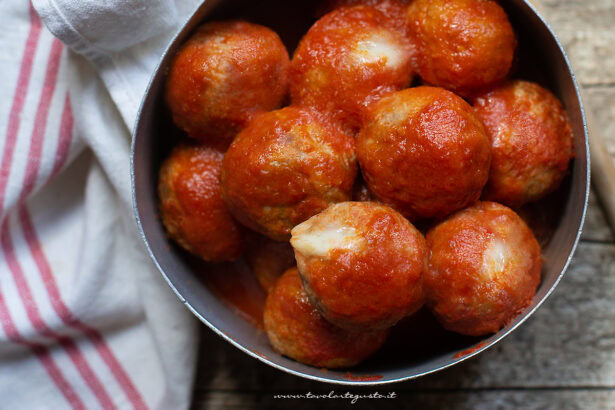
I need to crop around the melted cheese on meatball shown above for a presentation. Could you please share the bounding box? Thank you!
[481,239,510,281]
[291,219,365,258]
[352,32,405,69]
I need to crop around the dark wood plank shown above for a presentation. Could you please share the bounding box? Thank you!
[581,190,613,243]
[543,1,615,87]
[584,87,615,155]
[194,390,615,410]
[567,87,615,242]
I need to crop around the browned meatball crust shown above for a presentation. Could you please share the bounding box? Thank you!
[158,143,243,262]
[425,201,542,336]
[291,202,427,331]
[264,267,389,368]
[357,86,491,220]
[291,5,414,134]
[472,80,574,208]
[407,0,516,96]
[166,21,290,148]
[222,107,357,240]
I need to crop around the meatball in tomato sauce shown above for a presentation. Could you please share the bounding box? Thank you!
[158,144,244,262]
[222,107,357,241]
[318,0,412,37]
[407,0,516,96]
[166,21,290,149]
[245,235,296,293]
[425,201,542,337]
[264,267,389,368]
[472,80,574,208]
[357,86,491,221]
[291,5,414,134]
[291,202,427,331]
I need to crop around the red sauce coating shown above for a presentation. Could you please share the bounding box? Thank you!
[158,143,244,262]
[166,21,290,149]
[264,267,389,368]
[318,0,413,38]
[343,372,384,381]
[245,234,296,293]
[407,0,516,96]
[201,260,267,329]
[291,202,427,331]
[453,341,488,359]
[472,80,574,208]
[357,86,491,221]
[425,201,542,337]
[222,106,357,241]
[290,5,414,134]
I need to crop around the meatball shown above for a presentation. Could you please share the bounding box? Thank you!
[166,21,290,149]
[425,201,542,336]
[357,86,491,221]
[222,107,357,241]
[472,80,574,208]
[158,144,243,262]
[290,5,414,134]
[245,235,296,293]
[291,202,427,331]
[318,0,412,37]
[264,267,389,368]
[407,0,516,96]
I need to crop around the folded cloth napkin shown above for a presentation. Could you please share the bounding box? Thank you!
[0,0,202,408]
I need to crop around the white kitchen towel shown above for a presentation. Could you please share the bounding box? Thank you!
[0,0,202,409]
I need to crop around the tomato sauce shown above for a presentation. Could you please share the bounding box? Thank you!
[199,259,267,330]
[453,342,488,359]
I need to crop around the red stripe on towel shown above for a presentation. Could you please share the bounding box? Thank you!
[1,218,117,410]
[0,290,87,410]
[49,93,74,179]
[0,5,42,211]
[0,12,116,409]
[19,38,63,201]
[0,6,85,406]
[21,88,149,409]
[20,204,149,410]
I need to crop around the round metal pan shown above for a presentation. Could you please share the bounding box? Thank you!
[132,0,590,385]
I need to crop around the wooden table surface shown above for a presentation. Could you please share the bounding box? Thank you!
[192,1,615,408]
